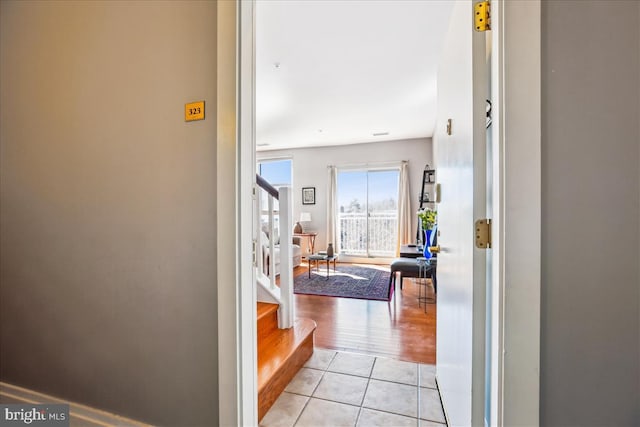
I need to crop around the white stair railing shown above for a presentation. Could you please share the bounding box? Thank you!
[278,187,294,329]
[255,175,294,329]
[267,195,277,289]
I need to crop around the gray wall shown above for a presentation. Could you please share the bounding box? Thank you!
[0,1,218,425]
[541,1,640,425]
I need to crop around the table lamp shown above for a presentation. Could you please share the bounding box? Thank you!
[294,212,311,233]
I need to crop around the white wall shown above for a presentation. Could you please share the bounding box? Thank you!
[258,138,432,253]
[0,2,218,425]
[540,1,640,425]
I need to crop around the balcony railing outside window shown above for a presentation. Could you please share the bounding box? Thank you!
[339,211,398,257]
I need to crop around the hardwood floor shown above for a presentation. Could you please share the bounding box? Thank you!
[293,262,437,365]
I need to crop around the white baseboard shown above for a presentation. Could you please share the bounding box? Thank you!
[0,382,150,427]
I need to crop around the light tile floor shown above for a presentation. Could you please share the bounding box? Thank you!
[260,349,447,427]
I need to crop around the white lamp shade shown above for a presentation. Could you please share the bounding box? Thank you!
[299,212,311,222]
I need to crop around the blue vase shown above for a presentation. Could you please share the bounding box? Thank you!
[423,229,433,259]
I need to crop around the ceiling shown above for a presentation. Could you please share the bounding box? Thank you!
[255,0,454,152]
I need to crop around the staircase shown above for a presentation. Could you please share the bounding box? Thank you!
[257,302,316,421]
[255,177,317,420]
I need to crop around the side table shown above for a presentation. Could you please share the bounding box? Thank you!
[294,232,318,256]
[399,244,423,258]
[307,253,338,278]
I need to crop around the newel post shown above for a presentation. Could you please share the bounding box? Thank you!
[278,186,294,328]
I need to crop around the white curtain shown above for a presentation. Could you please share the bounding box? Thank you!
[326,166,338,252]
[396,161,412,256]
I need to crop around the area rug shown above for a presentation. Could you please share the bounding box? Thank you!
[294,265,392,301]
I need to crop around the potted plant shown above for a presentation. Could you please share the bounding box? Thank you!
[417,208,437,259]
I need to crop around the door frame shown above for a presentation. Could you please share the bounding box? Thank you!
[217,1,541,425]
[490,1,541,425]
[217,1,258,425]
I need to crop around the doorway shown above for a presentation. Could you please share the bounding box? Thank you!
[226,1,543,426]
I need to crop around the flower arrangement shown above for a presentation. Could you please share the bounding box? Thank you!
[417,208,437,231]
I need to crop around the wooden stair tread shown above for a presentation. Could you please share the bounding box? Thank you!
[258,302,280,342]
[257,317,316,392]
[257,302,278,321]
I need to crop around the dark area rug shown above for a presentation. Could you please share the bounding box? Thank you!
[294,264,392,301]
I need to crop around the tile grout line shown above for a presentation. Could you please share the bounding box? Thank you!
[417,364,422,422]
[291,350,338,427]
[346,353,376,426]
[285,392,360,409]
[326,365,427,388]
[360,379,420,420]
[436,375,448,427]
[296,354,422,426]
[316,346,434,370]
[286,391,431,422]
[278,350,444,426]
[354,356,377,426]
[362,360,433,422]
[417,365,449,424]
[418,365,447,425]
[417,385,423,423]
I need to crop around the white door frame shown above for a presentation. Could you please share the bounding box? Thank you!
[217,1,258,425]
[491,1,541,425]
[217,1,541,425]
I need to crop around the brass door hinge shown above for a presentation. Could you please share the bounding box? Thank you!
[474,1,491,32]
[475,219,492,249]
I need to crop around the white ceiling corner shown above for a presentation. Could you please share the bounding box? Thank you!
[255,0,454,151]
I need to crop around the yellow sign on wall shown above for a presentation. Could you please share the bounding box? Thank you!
[185,101,205,121]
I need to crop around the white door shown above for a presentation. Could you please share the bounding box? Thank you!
[434,2,488,426]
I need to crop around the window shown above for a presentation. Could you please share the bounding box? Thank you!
[337,168,399,257]
[258,159,292,187]
[257,158,292,231]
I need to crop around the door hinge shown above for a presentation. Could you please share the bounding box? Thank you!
[252,239,257,265]
[475,219,492,249]
[474,1,491,32]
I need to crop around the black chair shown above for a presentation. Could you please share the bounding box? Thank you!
[388,232,438,300]
[389,258,436,294]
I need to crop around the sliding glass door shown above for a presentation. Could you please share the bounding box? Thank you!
[337,168,399,257]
